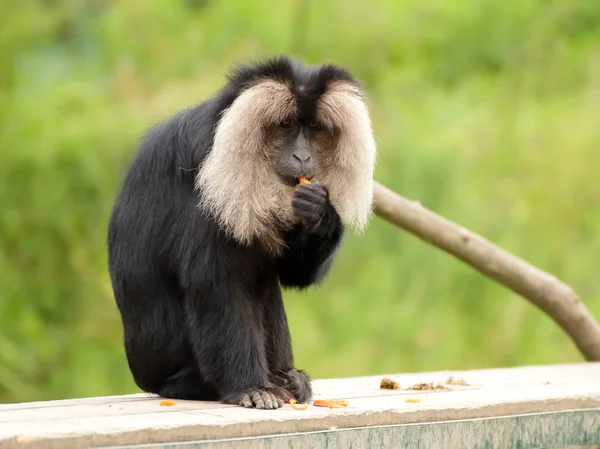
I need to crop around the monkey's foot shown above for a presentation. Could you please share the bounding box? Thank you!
[270,368,313,403]
[222,389,284,409]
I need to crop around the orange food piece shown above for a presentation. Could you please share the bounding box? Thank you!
[159,399,176,406]
[298,177,311,184]
[313,399,349,408]
[289,399,309,410]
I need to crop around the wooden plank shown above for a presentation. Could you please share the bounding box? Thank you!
[1,363,599,449]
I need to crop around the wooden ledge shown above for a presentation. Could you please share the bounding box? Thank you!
[1,363,599,448]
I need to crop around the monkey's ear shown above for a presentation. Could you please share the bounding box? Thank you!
[316,83,377,233]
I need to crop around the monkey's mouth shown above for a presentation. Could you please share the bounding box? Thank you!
[278,174,313,187]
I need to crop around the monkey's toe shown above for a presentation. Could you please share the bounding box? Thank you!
[236,390,281,409]
[240,393,253,408]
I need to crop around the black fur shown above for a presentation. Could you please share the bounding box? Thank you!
[107,56,353,408]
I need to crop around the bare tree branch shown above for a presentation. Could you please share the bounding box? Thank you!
[373,181,600,361]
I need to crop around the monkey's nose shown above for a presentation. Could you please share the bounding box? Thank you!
[293,152,311,163]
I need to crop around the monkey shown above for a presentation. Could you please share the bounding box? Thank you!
[107,56,376,409]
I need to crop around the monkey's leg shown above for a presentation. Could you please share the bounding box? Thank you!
[183,282,283,409]
[117,280,219,401]
[156,365,219,401]
[264,287,313,404]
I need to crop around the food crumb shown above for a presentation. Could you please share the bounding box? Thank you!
[289,399,309,410]
[380,378,401,390]
[404,397,421,403]
[159,399,176,406]
[313,399,349,408]
[445,376,471,386]
[409,382,448,391]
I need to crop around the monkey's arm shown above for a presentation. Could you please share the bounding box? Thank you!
[278,184,343,289]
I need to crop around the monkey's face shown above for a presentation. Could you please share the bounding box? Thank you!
[197,59,377,253]
[271,117,335,187]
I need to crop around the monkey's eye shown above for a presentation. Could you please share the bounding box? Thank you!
[280,118,294,128]
[308,119,320,130]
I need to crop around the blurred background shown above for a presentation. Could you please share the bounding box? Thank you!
[1,0,599,404]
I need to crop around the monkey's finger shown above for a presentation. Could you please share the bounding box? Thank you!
[241,394,253,408]
[292,197,325,212]
[292,200,315,211]
[294,195,327,209]
[276,398,284,408]
[294,188,328,204]
[252,392,265,409]
[295,182,326,193]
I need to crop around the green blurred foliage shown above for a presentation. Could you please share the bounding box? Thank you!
[0,0,599,403]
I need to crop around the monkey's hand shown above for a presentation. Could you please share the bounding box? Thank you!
[270,369,313,404]
[280,183,343,288]
[292,183,340,235]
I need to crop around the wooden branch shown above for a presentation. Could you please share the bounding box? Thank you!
[373,181,600,361]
